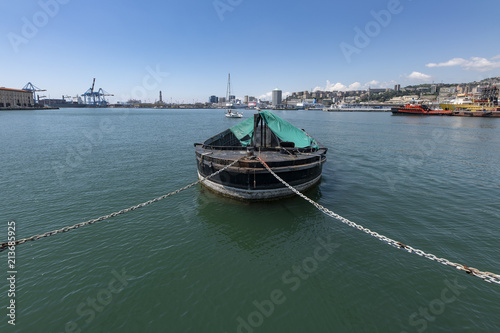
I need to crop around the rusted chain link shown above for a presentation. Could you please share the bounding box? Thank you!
[0,158,241,252]
[257,156,500,286]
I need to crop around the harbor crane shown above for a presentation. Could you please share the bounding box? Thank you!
[81,78,114,106]
[22,82,46,105]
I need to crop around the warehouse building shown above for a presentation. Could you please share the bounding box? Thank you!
[0,87,33,108]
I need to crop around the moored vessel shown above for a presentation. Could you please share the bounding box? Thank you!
[194,110,327,200]
[391,103,452,116]
[449,109,500,117]
[225,109,243,118]
[224,73,243,118]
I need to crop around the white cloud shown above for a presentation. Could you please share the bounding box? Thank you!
[349,82,361,90]
[330,82,348,91]
[426,58,467,68]
[363,80,399,89]
[313,81,348,92]
[319,80,355,91]
[406,71,432,81]
[312,79,397,92]
[426,55,500,72]
[258,91,272,100]
[319,81,343,91]
[365,80,380,87]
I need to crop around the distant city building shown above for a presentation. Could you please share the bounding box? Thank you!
[344,96,358,103]
[229,95,235,102]
[287,99,302,106]
[439,87,457,96]
[209,95,218,103]
[367,88,387,94]
[0,87,33,108]
[244,95,249,104]
[394,84,401,92]
[390,95,419,103]
[219,97,226,103]
[456,85,472,94]
[310,91,335,98]
[272,89,282,106]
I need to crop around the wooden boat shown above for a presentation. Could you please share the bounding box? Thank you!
[194,110,327,200]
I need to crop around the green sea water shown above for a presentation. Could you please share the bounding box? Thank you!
[0,108,499,332]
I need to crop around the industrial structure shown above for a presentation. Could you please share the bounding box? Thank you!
[480,85,499,106]
[22,82,46,105]
[81,78,113,107]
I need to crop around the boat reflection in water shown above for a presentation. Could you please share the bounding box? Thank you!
[194,110,327,200]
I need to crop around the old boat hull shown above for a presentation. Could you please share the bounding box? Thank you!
[195,148,327,200]
[198,171,322,200]
[194,110,327,200]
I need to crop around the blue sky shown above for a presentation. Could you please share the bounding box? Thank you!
[1,0,499,103]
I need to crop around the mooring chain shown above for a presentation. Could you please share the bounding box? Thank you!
[0,158,241,253]
[280,146,295,157]
[257,156,500,286]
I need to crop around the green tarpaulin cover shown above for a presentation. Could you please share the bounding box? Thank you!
[229,116,255,147]
[229,110,318,149]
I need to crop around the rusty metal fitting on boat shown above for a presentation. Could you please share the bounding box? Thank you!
[463,265,479,275]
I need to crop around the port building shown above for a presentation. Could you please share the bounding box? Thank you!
[0,87,33,108]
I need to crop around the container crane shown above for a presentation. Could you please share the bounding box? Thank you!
[81,78,114,107]
[22,82,46,105]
